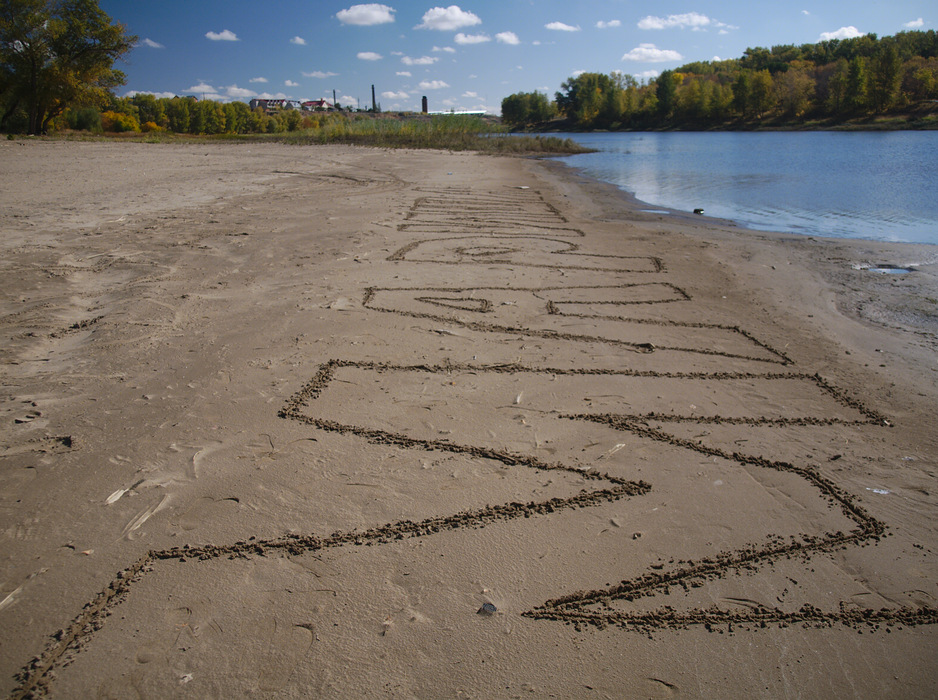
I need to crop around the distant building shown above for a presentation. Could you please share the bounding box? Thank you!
[250,98,333,113]
[302,99,334,111]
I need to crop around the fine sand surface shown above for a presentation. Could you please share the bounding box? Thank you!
[1,140,936,698]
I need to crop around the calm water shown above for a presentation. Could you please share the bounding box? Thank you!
[552,132,938,245]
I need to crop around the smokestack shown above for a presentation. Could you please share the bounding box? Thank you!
[371,84,376,112]
[422,96,428,114]
[333,89,336,108]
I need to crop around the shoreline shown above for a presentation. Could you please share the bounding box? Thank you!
[1,141,936,698]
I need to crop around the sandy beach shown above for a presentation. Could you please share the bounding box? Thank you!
[1,140,936,698]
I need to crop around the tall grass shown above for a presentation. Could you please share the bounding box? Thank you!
[276,113,590,154]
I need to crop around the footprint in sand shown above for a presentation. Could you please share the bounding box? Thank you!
[175,496,241,532]
[135,606,196,664]
[255,618,314,692]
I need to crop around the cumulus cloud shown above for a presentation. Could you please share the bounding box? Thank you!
[819,26,865,41]
[336,4,395,26]
[290,36,306,45]
[256,92,289,100]
[187,82,216,93]
[433,45,456,52]
[463,91,479,98]
[545,21,580,32]
[638,12,709,30]
[416,6,481,31]
[904,18,924,29]
[455,32,490,44]
[302,71,337,79]
[419,79,450,89]
[357,51,383,60]
[621,43,683,62]
[205,29,238,41]
[285,80,299,87]
[249,77,268,83]
[382,90,409,99]
[140,38,164,48]
[596,20,621,29]
[396,71,412,77]
[496,31,520,45]
[226,85,256,98]
[402,55,438,65]
[637,69,661,82]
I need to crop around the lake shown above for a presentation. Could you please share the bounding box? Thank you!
[552,132,938,245]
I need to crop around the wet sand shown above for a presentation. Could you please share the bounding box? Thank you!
[1,140,936,698]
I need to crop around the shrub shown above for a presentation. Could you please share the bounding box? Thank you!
[101,110,141,133]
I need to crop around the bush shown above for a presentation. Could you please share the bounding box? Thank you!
[141,121,163,133]
[67,107,103,132]
[101,110,141,133]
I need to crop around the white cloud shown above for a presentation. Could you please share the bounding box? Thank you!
[336,4,395,26]
[621,43,683,62]
[205,29,238,41]
[638,12,711,30]
[455,32,490,44]
[357,51,383,60]
[637,69,660,82]
[802,10,811,16]
[382,90,409,99]
[433,45,456,53]
[140,38,164,48]
[462,91,478,98]
[187,82,216,93]
[396,71,412,77]
[496,31,520,45]
[290,36,306,45]
[257,92,289,100]
[416,6,482,31]
[285,80,299,87]
[545,21,580,32]
[226,85,256,98]
[596,20,621,29]
[419,79,450,89]
[402,55,438,65]
[249,77,268,83]
[124,90,177,99]
[904,18,924,29]
[571,70,585,78]
[303,71,337,79]
[819,26,865,41]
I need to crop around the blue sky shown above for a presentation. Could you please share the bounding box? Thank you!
[101,1,932,114]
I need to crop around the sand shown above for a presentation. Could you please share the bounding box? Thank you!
[1,140,936,698]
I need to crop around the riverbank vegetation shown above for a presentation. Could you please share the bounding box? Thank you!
[26,109,589,154]
[503,30,938,131]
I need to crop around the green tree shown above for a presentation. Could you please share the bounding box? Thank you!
[868,43,903,111]
[165,96,191,133]
[0,0,135,134]
[555,72,618,127]
[845,56,868,112]
[749,69,775,117]
[655,70,680,118]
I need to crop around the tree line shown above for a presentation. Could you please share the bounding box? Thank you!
[503,30,938,129]
[0,0,353,136]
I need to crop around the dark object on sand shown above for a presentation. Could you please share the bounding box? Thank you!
[693,208,704,215]
[477,603,497,615]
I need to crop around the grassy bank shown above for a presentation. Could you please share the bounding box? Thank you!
[11,114,592,155]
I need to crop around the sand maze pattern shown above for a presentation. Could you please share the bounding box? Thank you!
[364,285,792,364]
[400,187,584,236]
